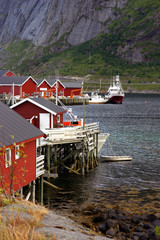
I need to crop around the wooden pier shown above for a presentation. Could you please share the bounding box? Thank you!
[36,122,109,204]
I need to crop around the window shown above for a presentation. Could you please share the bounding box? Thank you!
[5,148,11,168]
[15,145,19,160]
[57,115,60,123]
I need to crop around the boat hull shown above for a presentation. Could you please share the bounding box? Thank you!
[108,95,124,104]
[101,155,132,162]
[89,100,108,104]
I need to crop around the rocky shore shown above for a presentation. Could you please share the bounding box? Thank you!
[1,198,160,240]
[0,200,111,240]
[70,204,160,240]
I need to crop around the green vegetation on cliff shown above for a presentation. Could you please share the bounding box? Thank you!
[1,0,160,92]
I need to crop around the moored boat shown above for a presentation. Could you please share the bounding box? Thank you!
[106,75,125,104]
[101,155,132,162]
[89,91,108,104]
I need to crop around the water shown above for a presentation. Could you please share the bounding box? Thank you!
[39,94,160,210]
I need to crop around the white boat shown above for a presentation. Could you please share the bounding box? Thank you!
[106,75,125,104]
[89,92,108,104]
[101,155,132,162]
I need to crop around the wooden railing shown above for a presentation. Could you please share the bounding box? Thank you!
[43,122,99,143]
[36,155,45,177]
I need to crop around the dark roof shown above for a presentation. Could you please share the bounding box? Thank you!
[11,97,66,115]
[0,101,44,147]
[0,76,37,85]
[31,97,66,114]
[35,78,56,87]
[54,80,82,89]
[0,70,10,77]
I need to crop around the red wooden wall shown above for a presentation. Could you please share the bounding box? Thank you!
[0,86,21,95]
[0,140,36,193]
[22,78,37,97]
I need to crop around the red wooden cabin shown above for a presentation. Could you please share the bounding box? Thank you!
[52,80,82,97]
[0,70,16,77]
[0,101,45,194]
[0,76,37,98]
[36,79,56,97]
[11,97,66,130]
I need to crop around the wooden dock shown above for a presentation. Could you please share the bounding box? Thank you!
[36,122,109,204]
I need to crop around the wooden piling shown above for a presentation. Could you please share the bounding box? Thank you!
[40,176,44,205]
[54,145,58,174]
[32,180,36,204]
[47,145,50,172]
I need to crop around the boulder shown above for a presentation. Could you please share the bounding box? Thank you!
[119,222,132,233]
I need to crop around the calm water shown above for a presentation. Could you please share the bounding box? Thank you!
[39,94,160,209]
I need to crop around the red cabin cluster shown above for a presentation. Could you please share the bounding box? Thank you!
[0,70,82,99]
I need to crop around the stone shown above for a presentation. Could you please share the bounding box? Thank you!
[133,232,148,240]
[99,222,109,233]
[141,214,157,222]
[153,219,160,227]
[135,225,144,232]
[131,214,142,224]
[143,222,154,229]
[93,213,107,223]
[106,228,117,238]
[108,209,117,219]
[99,219,117,233]
[119,222,132,233]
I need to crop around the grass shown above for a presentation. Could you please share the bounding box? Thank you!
[0,196,55,240]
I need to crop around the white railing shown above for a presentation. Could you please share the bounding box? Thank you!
[37,122,100,144]
[36,155,45,177]
[44,126,86,142]
[84,122,100,133]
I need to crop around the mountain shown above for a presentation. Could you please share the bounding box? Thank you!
[0,0,160,85]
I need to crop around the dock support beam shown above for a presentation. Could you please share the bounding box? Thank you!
[47,145,50,173]
[55,145,58,174]
[32,180,36,204]
[40,176,44,205]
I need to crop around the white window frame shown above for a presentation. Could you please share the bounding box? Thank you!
[5,148,11,168]
[15,145,20,160]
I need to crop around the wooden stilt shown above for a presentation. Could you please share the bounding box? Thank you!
[95,133,99,166]
[91,151,94,169]
[55,145,58,174]
[32,180,36,204]
[86,151,89,172]
[82,140,85,175]
[40,176,44,205]
[47,145,50,172]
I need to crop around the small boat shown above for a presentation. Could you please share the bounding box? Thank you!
[101,155,132,162]
[105,75,125,104]
[89,92,108,104]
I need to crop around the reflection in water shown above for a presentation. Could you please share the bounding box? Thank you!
[36,94,160,211]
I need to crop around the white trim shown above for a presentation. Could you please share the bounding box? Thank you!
[51,114,53,128]
[37,79,52,88]
[21,76,38,86]
[52,80,65,88]
[10,98,58,115]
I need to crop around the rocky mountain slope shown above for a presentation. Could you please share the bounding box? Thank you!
[0,0,127,47]
[0,0,160,81]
